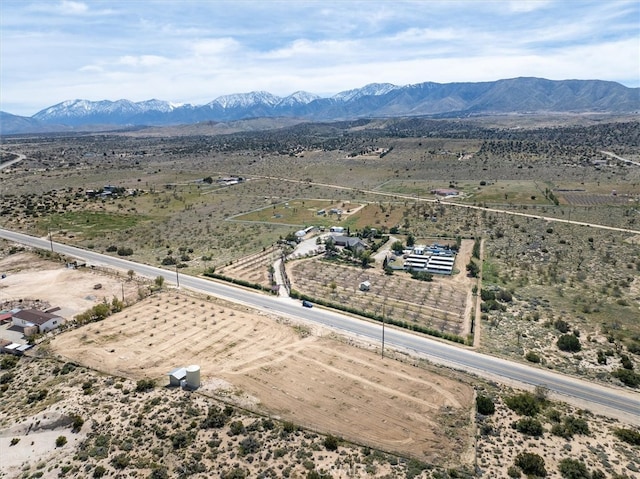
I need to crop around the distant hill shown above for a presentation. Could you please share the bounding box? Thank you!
[2,77,638,134]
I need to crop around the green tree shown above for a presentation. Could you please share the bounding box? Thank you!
[557,334,581,352]
[323,434,339,451]
[466,261,480,278]
[514,452,547,477]
[472,238,481,259]
[391,240,404,254]
[476,395,495,415]
[406,234,415,248]
[360,251,373,268]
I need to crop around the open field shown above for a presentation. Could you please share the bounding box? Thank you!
[2,253,639,478]
[1,117,639,476]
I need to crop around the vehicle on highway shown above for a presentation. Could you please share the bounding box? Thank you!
[302,300,313,308]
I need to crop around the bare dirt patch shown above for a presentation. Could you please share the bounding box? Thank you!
[0,253,139,319]
[48,291,474,464]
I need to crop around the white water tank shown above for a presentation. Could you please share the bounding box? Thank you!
[185,365,200,389]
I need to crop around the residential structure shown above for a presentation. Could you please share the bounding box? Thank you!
[11,309,64,334]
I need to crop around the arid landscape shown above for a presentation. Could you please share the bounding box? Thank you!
[1,115,639,478]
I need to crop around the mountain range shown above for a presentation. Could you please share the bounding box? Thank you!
[1,77,638,135]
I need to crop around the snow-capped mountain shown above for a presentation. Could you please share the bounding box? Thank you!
[277,91,321,107]
[208,91,281,109]
[332,83,399,102]
[3,78,636,134]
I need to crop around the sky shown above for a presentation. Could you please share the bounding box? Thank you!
[1,0,639,116]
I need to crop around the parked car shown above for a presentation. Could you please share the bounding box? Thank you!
[302,300,313,308]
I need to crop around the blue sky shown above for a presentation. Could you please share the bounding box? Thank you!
[1,0,638,115]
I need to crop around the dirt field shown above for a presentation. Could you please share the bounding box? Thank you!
[48,291,474,464]
[0,252,475,465]
[0,253,140,317]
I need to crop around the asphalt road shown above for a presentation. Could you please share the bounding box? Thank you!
[1,228,638,423]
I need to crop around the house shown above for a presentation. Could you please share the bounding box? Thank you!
[168,367,187,387]
[332,235,368,253]
[11,309,64,334]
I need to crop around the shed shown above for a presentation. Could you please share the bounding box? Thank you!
[359,281,371,291]
[168,367,187,387]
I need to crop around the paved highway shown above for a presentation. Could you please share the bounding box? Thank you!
[1,228,638,424]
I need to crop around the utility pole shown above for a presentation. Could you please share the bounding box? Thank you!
[121,283,125,303]
[48,227,54,252]
[175,263,180,288]
[381,302,386,359]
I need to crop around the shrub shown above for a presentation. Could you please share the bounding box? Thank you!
[228,420,246,436]
[613,427,640,446]
[551,416,589,439]
[239,436,260,455]
[514,452,547,477]
[55,435,67,447]
[497,289,513,302]
[480,290,495,301]
[507,465,522,478]
[558,458,589,479]
[0,355,19,370]
[620,354,634,370]
[323,434,339,451]
[106,245,117,252]
[557,334,581,352]
[71,414,84,433]
[117,246,133,256]
[612,368,640,387]
[525,351,541,363]
[476,395,495,415]
[161,256,177,265]
[513,418,544,437]
[554,319,570,333]
[93,466,106,478]
[111,453,131,469]
[504,392,542,417]
[202,407,228,428]
[135,378,155,392]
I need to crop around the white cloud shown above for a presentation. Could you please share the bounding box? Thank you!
[117,55,169,68]
[59,1,88,15]
[507,0,553,13]
[1,0,638,115]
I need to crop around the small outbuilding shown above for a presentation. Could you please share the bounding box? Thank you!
[359,281,371,291]
[168,367,187,387]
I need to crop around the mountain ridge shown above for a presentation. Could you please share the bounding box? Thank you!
[1,77,638,134]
